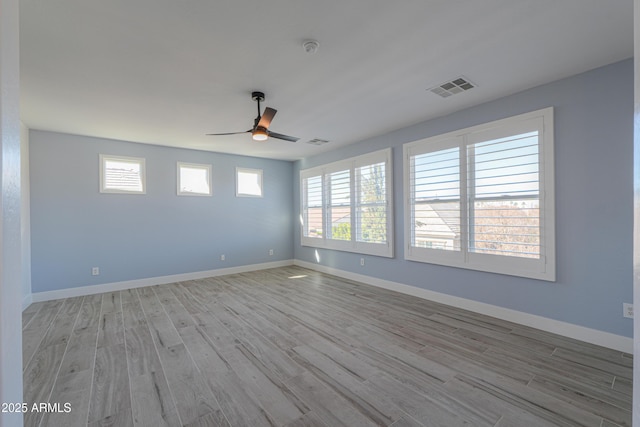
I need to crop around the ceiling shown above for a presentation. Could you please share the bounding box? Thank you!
[20,0,633,161]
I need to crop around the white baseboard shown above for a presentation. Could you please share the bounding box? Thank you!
[22,293,33,311]
[294,260,633,354]
[31,260,294,303]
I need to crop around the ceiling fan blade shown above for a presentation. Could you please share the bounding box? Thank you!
[257,107,277,129]
[206,130,251,136]
[268,131,299,142]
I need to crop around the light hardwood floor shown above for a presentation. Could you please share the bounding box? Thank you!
[22,266,632,426]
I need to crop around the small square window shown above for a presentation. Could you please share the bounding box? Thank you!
[236,167,263,197]
[177,162,212,196]
[100,154,146,194]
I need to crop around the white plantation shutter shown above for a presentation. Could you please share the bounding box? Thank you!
[356,161,387,244]
[300,148,393,257]
[178,162,211,196]
[404,108,555,281]
[236,167,263,197]
[327,169,351,241]
[467,130,540,258]
[100,155,145,194]
[302,174,324,240]
[409,144,461,253]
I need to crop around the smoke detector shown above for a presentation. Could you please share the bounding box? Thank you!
[302,40,319,55]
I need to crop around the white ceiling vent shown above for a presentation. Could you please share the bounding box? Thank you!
[306,138,330,146]
[429,77,476,98]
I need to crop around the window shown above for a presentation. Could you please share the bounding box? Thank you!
[301,148,393,257]
[177,162,212,196]
[236,167,263,197]
[404,108,555,281]
[100,154,146,194]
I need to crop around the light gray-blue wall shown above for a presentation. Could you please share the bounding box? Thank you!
[30,131,294,293]
[294,59,634,338]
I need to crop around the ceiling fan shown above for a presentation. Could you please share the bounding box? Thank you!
[207,91,299,142]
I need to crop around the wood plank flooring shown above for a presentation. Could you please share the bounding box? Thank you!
[22,266,632,426]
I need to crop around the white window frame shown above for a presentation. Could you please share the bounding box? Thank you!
[177,162,212,196]
[300,148,394,258]
[236,167,264,197]
[100,154,146,194]
[403,108,555,281]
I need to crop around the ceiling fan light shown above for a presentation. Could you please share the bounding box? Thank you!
[252,128,268,141]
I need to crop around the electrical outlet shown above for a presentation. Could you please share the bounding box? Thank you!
[220,254,225,261]
[269,249,274,256]
[623,303,633,319]
[360,258,365,266]
[92,267,100,276]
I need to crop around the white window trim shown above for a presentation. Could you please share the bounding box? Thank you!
[300,148,394,258]
[99,154,146,194]
[236,167,263,197]
[403,107,555,281]
[177,162,212,196]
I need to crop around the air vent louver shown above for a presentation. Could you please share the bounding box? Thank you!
[429,77,476,98]
[306,138,330,146]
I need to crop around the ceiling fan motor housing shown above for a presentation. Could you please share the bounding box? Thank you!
[251,91,265,102]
